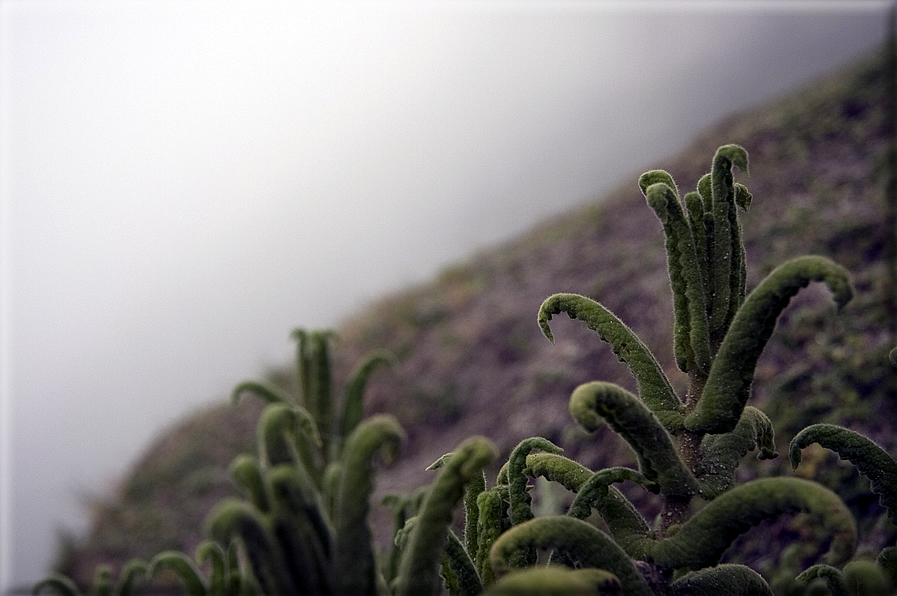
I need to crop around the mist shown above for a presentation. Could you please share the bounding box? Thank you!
[1,1,892,590]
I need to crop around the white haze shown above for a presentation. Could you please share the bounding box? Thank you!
[1,0,892,590]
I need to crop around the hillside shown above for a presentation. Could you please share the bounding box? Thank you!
[56,46,896,586]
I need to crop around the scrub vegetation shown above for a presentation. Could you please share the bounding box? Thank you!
[43,46,895,595]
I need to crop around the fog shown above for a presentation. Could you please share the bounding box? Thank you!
[1,1,892,590]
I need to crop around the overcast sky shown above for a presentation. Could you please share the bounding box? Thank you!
[1,0,893,590]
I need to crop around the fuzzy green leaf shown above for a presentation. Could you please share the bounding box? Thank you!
[396,436,498,596]
[504,437,562,567]
[464,470,487,561]
[148,552,208,596]
[564,466,658,558]
[427,451,488,562]
[643,180,711,373]
[790,423,897,523]
[685,255,853,435]
[205,499,295,596]
[539,293,684,429]
[708,144,749,334]
[33,574,83,596]
[381,488,427,586]
[637,169,680,199]
[266,465,332,595]
[523,452,593,492]
[488,516,653,596]
[795,564,848,596]
[231,380,293,406]
[723,183,750,333]
[522,453,653,559]
[229,455,269,512]
[333,414,405,596]
[308,331,336,450]
[567,467,658,520]
[194,542,226,596]
[697,173,712,212]
[257,403,321,473]
[843,560,892,596]
[441,530,482,596]
[482,566,622,596]
[475,485,511,585]
[684,191,709,286]
[570,382,697,497]
[339,350,394,455]
[669,564,773,596]
[291,329,337,443]
[650,477,856,570]
[115,559,149,596]
[507,437,562,526]
[223,542,246,596]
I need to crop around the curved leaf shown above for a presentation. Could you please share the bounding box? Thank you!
[708,144,749,334]
[231,380,292,406]
[257,403,322,471]
[686,256,853,434]
[506,437,562,526]
[442,530,482,596]
[637,169,680,199]
[87,566,113,596]
[266,465,332,595]
[570,382,697,497]
[696,173,712,212]
[339,350,394,453]
[504,437,562,567]
[522,453,652,559]
[395,436,497,596]
[33,573,83,596]
[476,485,511,585]
[670,564,773,596]
[842,559,892,596]
[802,560,896,596]
[790,423,897,522]
[795,564,848,596]
[148,551,208,596]
[650,477,856,570]
[538,293,684,429]
[642,180,711,373]
[333,414,405,596]
[482,566,621,596]
[381,488,427,586]
[567,467,657,520]
[229,455,269,512]
[194,542,226,596]
[428,450,488,559]
[205,499,296,596]
[115,559,148,596]
[523,452,593,491]
[488,516,653,596]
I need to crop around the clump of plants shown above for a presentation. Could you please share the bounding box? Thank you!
[35,145,896,595]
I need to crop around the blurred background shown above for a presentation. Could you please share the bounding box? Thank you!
[1,0,893,591]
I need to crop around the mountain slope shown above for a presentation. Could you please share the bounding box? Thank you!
[57,46,896,584]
